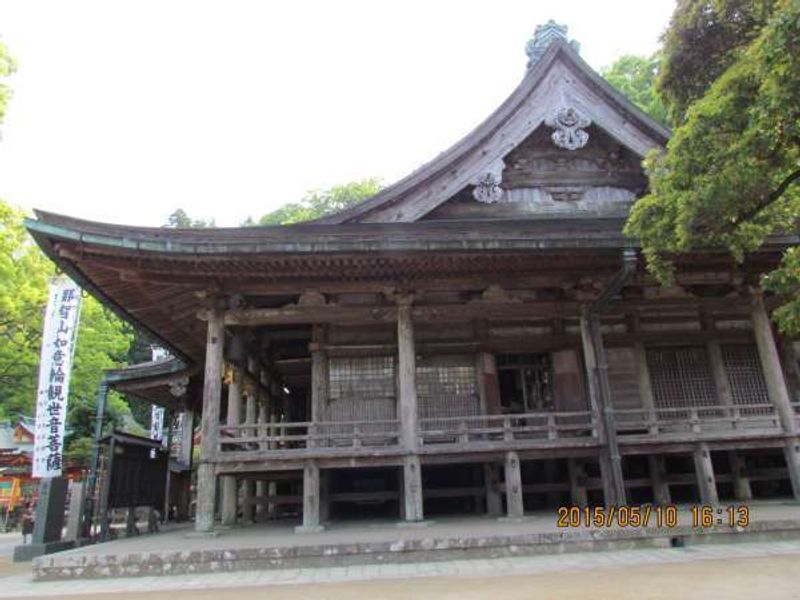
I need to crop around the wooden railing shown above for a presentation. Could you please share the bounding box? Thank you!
[419,411,597,447]
[216,402,797,458]
[218,419,401,453]
[614,403,784,439]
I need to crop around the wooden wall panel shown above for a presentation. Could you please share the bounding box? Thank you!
[552,349,587,411]
[606,347,643,410]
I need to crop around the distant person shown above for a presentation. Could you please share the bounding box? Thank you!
[21,502,35,544]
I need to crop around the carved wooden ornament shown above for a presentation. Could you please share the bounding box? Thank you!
[546,107,591,150]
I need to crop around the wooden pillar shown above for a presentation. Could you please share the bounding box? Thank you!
[402,454,424,522]
[242,362,257,524]
[255,398,267,521]
[310,325,328,423]
[751,291,800,498]
[195,304,224,533]
[728,451,752,501]
[647,455,671,505]
[221,369,241,526]
[484,463,502,516]
[296,461,323,532]
[693,443,719,505]
[397,296,419,451]
[567,458,588,506]
[752,291,797,433]
[580,310,626,507]
[504,451,524,519]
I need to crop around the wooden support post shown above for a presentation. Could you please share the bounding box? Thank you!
[752,291,798,434]
[647,455,671,505]
[397,296,419,451]
[693,444,719,505]
[402,455,424,522]
[728,451,752,501]
[296,461,323,533]
[195,304,223,533]
[751,291,800,498]
[567,458,588,506]
[221,370,241,526]
[504,451,524,519]
[580,310,626,507]
[319,472,330,524]
[310,325,328,425]
[784,438,800,500]
[241,361,257,524]
[484,463,503,516]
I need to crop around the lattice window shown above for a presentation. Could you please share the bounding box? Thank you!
[646,346,717,411]
[327,356,396,422]
[416,363,479,421]
[721,344,770,408]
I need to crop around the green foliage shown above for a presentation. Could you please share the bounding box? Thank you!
[0,201,53,419]
[658,0,776,122]
[254,178,382,225]
[601,53,670,125]
[626,1,800,331]
[0,39,15,126]
[0,199,141,464]
[165,208,215,228]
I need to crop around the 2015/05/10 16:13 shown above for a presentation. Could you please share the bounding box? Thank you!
[556,505,750,529]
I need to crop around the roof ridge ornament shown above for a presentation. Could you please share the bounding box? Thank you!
[525,20,579,69]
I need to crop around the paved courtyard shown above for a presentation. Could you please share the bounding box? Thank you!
[0,538,799,599]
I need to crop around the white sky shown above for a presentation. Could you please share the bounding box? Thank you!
[0,0,675,227]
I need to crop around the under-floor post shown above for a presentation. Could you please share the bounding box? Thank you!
[728,451,753,501]
[567,458,588,506]
[402,455,424,522]
[221,371,242,526]
[220,476,238,526]
[783,438,800,500]
[693,444,719,505]
[267,481,278,519]
[242,479,256,523]
[504,451,524,519]
[255,480,266,521]
[648,455,671,505]
[296,461,323,533]
[484,463,502,516]
[320,472,330,523]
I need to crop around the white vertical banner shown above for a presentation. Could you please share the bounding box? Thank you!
[32,276,82,478]
[150,405,165,443]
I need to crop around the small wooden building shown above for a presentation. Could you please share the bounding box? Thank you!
[26,23,800,532]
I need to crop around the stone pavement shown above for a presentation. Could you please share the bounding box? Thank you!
[30,501,800,579]
[1,539,800,598]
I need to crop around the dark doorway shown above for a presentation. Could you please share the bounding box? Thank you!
[497,353,554,413]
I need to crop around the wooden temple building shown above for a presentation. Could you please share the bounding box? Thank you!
[25,23,800,534]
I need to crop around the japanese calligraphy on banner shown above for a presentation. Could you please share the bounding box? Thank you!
[150,405,165,443]
[32,276,82,478]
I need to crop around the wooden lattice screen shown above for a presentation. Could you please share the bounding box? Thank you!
[646,346,718,411]
[327,355,396,422]
[721,343,770,413]
[416,356,479,423]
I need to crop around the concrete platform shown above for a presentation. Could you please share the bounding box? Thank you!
[32,501,800,581]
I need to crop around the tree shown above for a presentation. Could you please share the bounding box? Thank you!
[625,1,800,332]
[601,53,670,125]
[0,39,15,126]
[165,208,215,229]
[657,0,775,123]
[254,178,382,225]
[0,200,53,419]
